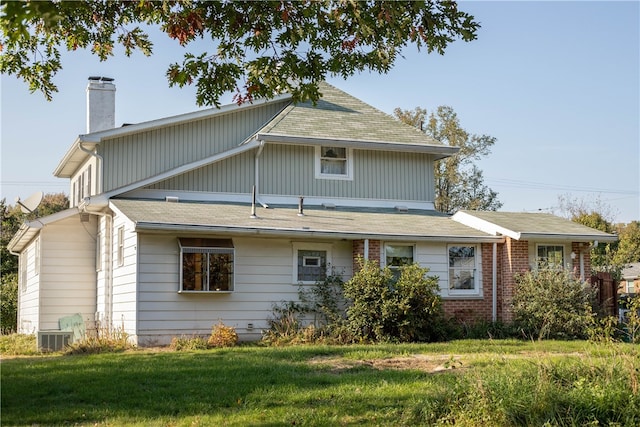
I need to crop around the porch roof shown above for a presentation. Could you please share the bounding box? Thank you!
[110,199,501,242]
[452,210,618,242]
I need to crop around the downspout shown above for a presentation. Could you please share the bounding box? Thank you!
[254,139,266,207]
[364,239,369,260]
[579,250,585,281]
[492,242,497,322]
[78,139,103,194]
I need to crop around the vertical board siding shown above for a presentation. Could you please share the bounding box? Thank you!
[37,215,98,331]
[146,151,255,193]
[135,234,352,345]
[101,101,289,192]
[260,145,434,202]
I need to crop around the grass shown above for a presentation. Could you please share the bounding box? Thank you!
[2,339,639,426]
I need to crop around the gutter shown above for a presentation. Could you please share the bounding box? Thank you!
[133,221,505,243]
[256,133,459,159]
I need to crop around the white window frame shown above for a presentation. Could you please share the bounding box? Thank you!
[314,146,354,180]
[536,244,566,269]
[383,243,415,277]
[292,242,333,284]
[96,232,103,272]
[20,252,27,293]
[34,237,40,276]
[447,244,481,296]
[179,245,235,293]
[116,226,124,267]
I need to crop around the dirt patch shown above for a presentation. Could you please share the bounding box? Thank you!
[308,354,464,374]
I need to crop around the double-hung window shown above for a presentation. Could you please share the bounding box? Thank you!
[537,244,564,268]
[315,146,353,180]
[179,238,234,292]
[448,245,478,293]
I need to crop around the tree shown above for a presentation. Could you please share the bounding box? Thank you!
[0,193,69,333]
[557,194,625,276]
[394,105,502,214]
[1,1,479,107]
[613,221,640,266]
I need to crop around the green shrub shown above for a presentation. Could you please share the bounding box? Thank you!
[0,273,18,334]
[64,325,133,354]
[0,333,38,355]
[620,294,640,344]
[512,267,595,340]
[208,322,238,348]
[342,259,443,342]
[170,335,209,351]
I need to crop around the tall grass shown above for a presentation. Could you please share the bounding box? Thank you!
[2,340,639,426]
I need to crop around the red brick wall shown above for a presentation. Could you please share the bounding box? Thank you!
[352,239,381,272]
[500,238,530,322]
[442,243,496,323]
[570,242,592,280]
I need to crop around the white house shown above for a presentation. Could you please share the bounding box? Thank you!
[9,78,617,347]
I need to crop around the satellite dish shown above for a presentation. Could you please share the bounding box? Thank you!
[16,191,44,214]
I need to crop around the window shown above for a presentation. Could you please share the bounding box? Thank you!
[85,165,92,197]
[293,243,332,284]
[315,146,353,180]
[626,280,635,294]
[385,244,414,276]
[179,238,234,292]
[116,226,124,266]
[537,244,564,268]
[34,238,40,276]
[448,245,478,292]
[96,233,102,272]
[20,253,27,293]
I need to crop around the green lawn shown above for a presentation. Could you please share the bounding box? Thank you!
[2,339,639,426]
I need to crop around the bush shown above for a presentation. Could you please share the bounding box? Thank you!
[512,267,595,340]
[1,273,18,334]
[208,322,238,348]
[342,259,443,342]
[64,324,133,354]
[0,333,38,355]
[170,335,209,351]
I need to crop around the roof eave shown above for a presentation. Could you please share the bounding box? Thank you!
[133,221,502,242]
[256,133,459,159]
[519,233,618,242]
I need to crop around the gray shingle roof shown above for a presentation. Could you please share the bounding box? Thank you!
[111,199,499,242]
[256,82,456,157]
[622,263,640,280]
[454,210,618,241]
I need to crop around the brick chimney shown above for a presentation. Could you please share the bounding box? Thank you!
[86,76,116,133]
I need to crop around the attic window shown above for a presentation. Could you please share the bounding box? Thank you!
[315,146,353,180]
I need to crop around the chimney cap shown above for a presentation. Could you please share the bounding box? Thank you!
[88,76,114,82]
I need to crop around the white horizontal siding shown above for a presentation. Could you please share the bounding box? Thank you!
[110,213,138,339]
[18,240,39,334]
[38,215,98,331]
[135,234,352,345]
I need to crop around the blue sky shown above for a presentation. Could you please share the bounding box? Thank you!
[2,1,638,223]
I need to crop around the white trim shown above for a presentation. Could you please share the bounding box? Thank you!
[382,242,415,268]
[446,244,482,297]
[258,133,459,159]
[292,242,333,285]
[314,146,354,181]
